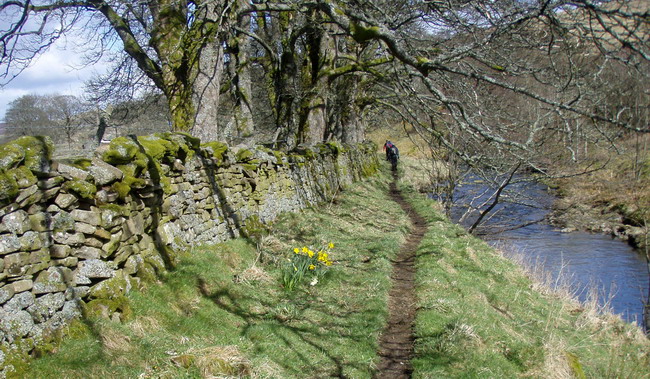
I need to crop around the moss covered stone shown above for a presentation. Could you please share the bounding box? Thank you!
[161,132,200,159]
[0,170,19,204]
[7,166,37,188]
[62,180,97,200]
[242,163,260,172]
[137,135,178,161]
[14,136,53,174]
[160,176,173,195]
[89,270,132,299]
[83,296,132,321]
[236,148,254,162]
[123,175,147,189]
[112,181,131,200]
[72,158,93,170]
[202,141,229,162]
[116,163,140,178]
[0,142,25,170]
[102,137,139,165]
[0,339,32,378]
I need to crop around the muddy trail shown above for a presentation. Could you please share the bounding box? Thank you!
[374,173,428,378]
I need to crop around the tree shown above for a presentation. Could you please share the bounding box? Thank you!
[2,0,647,150]
[48,94,93,148]
[325,0,649,214]
[1,1,236,141]
[3,93,92,147]
[4,94,49,137]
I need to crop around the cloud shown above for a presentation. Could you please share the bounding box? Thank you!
[0,41,106,121]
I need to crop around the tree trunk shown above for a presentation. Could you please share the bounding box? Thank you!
[225,11,255,142]
[191,42,225,142]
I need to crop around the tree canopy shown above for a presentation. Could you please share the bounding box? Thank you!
[1,1,648,151]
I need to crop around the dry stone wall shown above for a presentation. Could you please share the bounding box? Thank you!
[0,134,378,373]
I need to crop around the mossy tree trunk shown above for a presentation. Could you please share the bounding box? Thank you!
[89,1,230,140]
[224,6,255,141]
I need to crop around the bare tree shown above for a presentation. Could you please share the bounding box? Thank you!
[1,1,235,141]
[3,94,49,138]
[321,0,649,232]
[47,94,92,148]
[2,0,647,151]
[3,93,93,149]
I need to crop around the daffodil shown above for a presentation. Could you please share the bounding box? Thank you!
[302,246,309,253]
[309,264,316,270]
[328,242,335,249]
[294,247,300,254]
[308,250,314,258]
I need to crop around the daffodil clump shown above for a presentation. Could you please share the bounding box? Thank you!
[281,242,334,291]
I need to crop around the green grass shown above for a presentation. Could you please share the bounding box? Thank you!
[402,183,650,378]
[20,161,650,378]
[23,167,411,378]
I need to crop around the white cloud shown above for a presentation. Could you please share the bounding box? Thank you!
[0,40,107,121]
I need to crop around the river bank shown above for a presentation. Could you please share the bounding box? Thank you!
[543,138,649,252]
[547,194,648,250]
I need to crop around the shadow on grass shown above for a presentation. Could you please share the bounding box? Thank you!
[196,277,376,378]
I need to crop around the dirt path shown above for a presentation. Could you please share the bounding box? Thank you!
[374,174,428,379]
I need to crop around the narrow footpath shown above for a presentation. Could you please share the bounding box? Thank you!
[374,173,428,378]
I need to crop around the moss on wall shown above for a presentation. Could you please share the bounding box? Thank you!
[62,179,97,200]
[0,134,379,369]
[202,141,229,162]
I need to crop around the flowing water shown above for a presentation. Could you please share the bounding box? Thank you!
[449,177,648,325]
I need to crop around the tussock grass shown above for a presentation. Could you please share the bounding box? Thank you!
[22,159,650,378]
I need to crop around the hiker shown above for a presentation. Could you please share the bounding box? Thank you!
[383,140,395,161]
[384,141,399,170]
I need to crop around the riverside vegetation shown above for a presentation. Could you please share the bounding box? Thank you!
[546,135,650,252]
[20,159,650,378]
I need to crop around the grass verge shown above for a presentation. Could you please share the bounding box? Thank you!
[22,165,411,378]
[401,182,650,378]
[21,160,650,378]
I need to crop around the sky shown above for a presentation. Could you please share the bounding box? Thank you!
[0,39,105,122]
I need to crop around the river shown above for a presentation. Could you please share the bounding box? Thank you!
[448,177,648,326]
